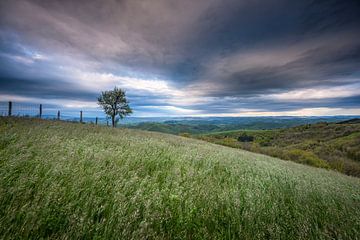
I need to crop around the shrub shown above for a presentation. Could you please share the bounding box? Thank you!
[179,132,191,138]
[328,158,345,172]
[284,149,330,169]
[343,160,360,177]
[237,133,254,142]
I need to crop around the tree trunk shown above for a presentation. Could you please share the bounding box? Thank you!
[111,116,116,128]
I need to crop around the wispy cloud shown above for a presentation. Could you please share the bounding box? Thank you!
[267,83,360,101]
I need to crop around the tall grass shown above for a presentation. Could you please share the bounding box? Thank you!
[0,117,359,239]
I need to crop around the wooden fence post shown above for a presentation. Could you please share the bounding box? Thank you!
[95,117,98,125]
[57,110,60,120]
[8,101,12,116]
[80,111,83,123]
[107,119,109,126]
[39,104,42,118]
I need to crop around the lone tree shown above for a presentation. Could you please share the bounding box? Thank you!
[98,87,132,127]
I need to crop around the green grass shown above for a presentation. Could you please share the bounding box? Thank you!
[197,122,360,177]
[1,117,360,239]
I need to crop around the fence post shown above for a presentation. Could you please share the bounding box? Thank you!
[8,101,12,116]
[107,119,109,126]
[95,117,98,125]
[39,104,42,118]
[57,110,60,120]
[80,111,83,123]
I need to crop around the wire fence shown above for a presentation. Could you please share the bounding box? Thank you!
[0,101,110,126]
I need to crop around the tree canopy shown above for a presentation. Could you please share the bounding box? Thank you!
[98,87,132,127]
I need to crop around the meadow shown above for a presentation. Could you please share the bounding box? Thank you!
[197,121,360,177]
[1,117,360,239]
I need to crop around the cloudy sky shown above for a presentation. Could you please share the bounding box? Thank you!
[0,0,359,117]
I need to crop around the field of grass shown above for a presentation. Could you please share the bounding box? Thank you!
[1,117,360,239]
[197,122,360,177]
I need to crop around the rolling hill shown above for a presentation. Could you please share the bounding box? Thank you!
[123,116,357,135]
[197,121,360,177]
[0,117,359,239]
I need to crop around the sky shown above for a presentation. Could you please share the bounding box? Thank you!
[0,0,360,117]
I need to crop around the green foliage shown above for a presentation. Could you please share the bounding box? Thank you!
[98,87,132,127]
[237,133,254,142]
[179,132,191,138]
[1,118,360,239]
[284,149,330,169]
[197,122,360,177]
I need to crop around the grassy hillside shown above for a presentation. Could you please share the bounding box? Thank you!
[197,122,360,177]
[1,117,360,239]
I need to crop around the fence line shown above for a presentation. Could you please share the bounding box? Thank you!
[0,101,108,125]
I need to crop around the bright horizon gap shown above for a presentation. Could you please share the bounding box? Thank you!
[1,94,360,118]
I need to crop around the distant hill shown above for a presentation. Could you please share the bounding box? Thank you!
[337,118,360,124]
[0,117,359,239]
[197,121,360,177]
[124,116,359,134]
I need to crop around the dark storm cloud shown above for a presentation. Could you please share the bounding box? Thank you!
[302,0,360,33]
[205,41,360,97]
[0,77,97,100]
[184,94,360,115]
[0,0,359,115]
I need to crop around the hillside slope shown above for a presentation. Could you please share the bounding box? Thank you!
[198,122,360,177]
[0,118,360,239]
